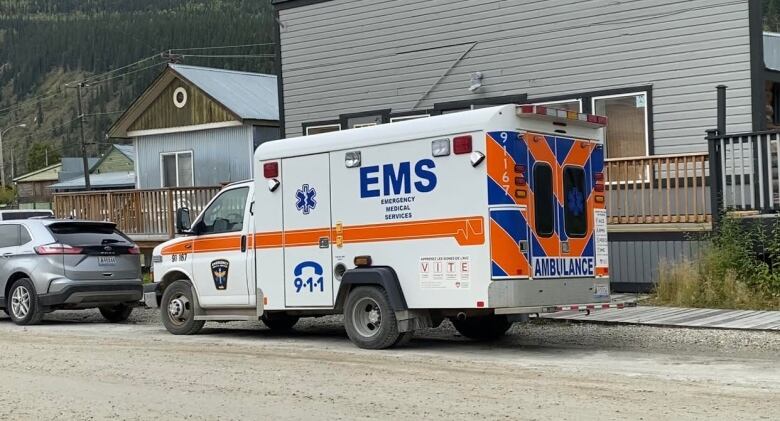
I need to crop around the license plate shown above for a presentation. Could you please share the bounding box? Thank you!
[594,284,609,297]
[98,256,117,266]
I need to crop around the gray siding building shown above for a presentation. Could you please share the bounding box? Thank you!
[109,64,280,189]
[273,0,777,291]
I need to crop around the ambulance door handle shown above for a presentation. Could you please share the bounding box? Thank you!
[240,235,247,253]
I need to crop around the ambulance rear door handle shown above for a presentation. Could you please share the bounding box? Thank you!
[241,235,247,252]
[319,237,330,249]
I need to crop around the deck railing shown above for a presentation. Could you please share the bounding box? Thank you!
[604,153,711,225]
[53,186,221,239]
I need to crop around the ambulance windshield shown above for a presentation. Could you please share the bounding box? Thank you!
[563,167,587,238]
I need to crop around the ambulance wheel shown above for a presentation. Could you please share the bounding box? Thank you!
[261,313,299,331]
[161,280,205,335]
[451,315,512,341]
[344,286,404,350]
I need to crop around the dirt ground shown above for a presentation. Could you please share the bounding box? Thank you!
[0,309,777,420]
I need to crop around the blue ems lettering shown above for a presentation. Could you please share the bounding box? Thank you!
[360,159,437,198]
[533,257,594,278]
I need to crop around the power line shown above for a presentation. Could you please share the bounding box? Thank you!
[76,54,161,85]
[170,42,275,52]
[84,61,166,86]
[180,54,275,59]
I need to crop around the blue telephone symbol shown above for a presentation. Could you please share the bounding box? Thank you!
[294,261,324,293]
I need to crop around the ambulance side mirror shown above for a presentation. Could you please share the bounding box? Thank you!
[175,207,192,234]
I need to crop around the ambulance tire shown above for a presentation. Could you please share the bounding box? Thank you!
[161,280,205,335]
[261,313,299,331]
[450,315,512,341]
[344,286,404,350]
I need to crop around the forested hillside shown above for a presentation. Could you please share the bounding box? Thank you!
[0,0,274,179]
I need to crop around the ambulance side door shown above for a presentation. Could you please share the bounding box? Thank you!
[282,154,334,308]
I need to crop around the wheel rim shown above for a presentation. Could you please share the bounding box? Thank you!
[351,297,382,338]
[167,293,191,326]
[11,286,31,319]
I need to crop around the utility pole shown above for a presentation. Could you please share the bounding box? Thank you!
[76,82,91,190]
[10,146,15,181]
[45,147,49,166]
[0,123,27,189]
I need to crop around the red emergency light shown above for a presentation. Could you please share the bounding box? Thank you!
[453,135,472,154]
[263,162,279,178]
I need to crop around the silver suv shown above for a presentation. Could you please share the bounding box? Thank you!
[0,219,142,325]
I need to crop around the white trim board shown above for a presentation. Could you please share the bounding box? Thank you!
[128,121,243,137]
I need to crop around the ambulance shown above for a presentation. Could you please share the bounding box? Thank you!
[144,104,619,349]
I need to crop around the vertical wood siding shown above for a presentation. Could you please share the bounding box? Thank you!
[279,0,753,154]
[135,126,253,189]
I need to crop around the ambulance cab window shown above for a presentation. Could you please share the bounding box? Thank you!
[563,167,587,238]
[533,163,554,237]
[199,187,249,235]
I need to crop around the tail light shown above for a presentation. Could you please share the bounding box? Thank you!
[128,245,141,255]
[453,135,472,154]
[35,243,83,255]
[594,172,605,192]
[515,164,527,186]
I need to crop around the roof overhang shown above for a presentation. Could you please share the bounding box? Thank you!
[272,0,333,10]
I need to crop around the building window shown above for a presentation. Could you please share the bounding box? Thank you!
[161,151,194,188]
[592,92,648,158]
[390,114,430,123]
[532,99,582,112]
[305,124,341,136]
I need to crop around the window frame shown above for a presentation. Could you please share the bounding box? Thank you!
[159,150,194,188]
[195,186,250,235]
[591,91,650,158]
[302,121,341,136]
[532,162,555,238]
[562,165,588,239]
[389,114,431,123]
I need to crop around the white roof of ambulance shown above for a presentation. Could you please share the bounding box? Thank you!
[256,105,518,161]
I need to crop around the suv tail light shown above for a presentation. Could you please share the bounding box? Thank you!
[128,245,141,255]
[35,243,83,255]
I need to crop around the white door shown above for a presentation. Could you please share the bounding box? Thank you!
[190,186,253,307]
[283,154,333,307]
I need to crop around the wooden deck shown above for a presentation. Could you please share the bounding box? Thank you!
[51,153,713,248]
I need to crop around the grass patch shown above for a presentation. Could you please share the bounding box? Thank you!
[652,217,780,311]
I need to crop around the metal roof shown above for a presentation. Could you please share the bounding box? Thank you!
[170,64,279,121]
[48,171,135,191]
[113,144,136,162]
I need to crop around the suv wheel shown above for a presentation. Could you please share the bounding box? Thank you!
[6,278,43,325]
[99,304,133,323]
[161,280,205,335]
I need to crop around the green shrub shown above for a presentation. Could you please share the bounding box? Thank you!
[653,216,780,310]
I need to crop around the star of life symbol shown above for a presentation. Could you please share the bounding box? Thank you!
[295,184,317,215]
[567,188,585,216]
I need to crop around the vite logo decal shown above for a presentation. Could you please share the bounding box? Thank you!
[293,261,324,293]
[211,259,230,290]
[295,184,317,215]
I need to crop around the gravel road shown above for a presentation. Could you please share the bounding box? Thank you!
[0,308,778,420]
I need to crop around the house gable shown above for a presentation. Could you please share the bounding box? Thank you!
[93,148,134,174]
[127,77,239,134]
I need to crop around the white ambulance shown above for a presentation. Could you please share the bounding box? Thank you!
[145,104,620,349]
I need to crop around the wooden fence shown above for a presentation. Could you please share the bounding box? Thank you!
[604,153,711,224]
[53,186,221,239]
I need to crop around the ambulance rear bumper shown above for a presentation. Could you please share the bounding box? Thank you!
[487,277,610,310]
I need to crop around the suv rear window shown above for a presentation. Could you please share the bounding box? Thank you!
[48,223,132,246]
[533,163,554,237]
[563,166,588,238]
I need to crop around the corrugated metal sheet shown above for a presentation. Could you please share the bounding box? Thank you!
[279,0,753,154]
[608,231,708,292]
[170,64,279,121]
[135,125,254,189]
